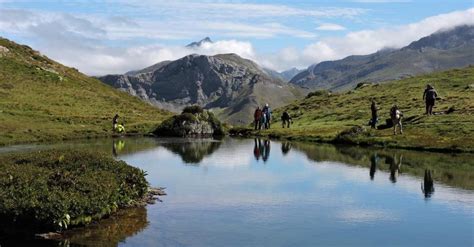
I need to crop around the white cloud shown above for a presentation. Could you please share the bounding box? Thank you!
[264,8,474,71]
[316,23,346,31]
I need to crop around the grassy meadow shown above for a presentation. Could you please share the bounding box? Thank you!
[232,66,474,152]
[0,38,172,146]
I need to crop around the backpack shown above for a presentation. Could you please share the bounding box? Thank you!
[426,89,436,100]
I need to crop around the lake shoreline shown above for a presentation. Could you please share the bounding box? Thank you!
[229,127,474,154]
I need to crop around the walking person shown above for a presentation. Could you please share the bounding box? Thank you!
[281,111,292,128]
[390,105,403,135]
[423,84,438,115]
[262,104,272,129]
[370,100,378,129]
[254,107,262,130]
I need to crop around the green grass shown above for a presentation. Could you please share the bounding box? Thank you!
[0,150,149,234]
[231,66,474,152]
[0,38,172,146]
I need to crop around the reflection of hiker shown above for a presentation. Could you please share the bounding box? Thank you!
[262,140,271,162]
[390,105,403,135]
[254,107,263,130]
[423,84,438,115]
[421,169,435,198]
[389,154,402,183]
[281,141,292,155]
[253,138,261,161]
[370,153,378,180]
[113,114,119,131]
[112,139,125,157]
[262,104,272,129]
[281,111,292,128]
[369,100,378,129]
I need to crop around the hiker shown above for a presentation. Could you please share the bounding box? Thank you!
[281,111,292,128]
[390,105,403,135]
[116,123,125,133]
[262,104,272,129]
[369,100,378,129]
[112,114,119,131]
[260,111,267,130]
[423,84,438,115]
[254,107,263,130]
[421,169,435,198]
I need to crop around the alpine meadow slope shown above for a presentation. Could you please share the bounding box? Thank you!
[0,38,172,146]
[232,66,474,152]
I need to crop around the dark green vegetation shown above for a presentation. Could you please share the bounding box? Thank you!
[291,142,474,190]
[0,150,149,235]
[291,25,474,91]
[154,106,226,137]
[0,38,172,146]
[98,53,305,124]
[232,66,474,152]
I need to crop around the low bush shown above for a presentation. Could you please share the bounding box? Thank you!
[0,150,148,233]
[182,105,204,115]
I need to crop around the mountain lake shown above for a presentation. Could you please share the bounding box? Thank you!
[0,137,473,247]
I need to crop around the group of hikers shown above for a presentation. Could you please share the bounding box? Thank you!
[254,104,293,130]
[370,84,438,135]
[253,104,273,130]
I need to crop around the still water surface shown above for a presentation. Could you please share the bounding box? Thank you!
[2,137,473,246]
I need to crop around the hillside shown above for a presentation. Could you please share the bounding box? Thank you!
[0,38,172,145]
[98,53,305,125]
[263,67,303,82]
[290,25,474,91]
[232,66,474,152]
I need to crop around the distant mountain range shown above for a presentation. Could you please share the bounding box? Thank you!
[290,25,474,91]
[98,53,305,124]
[263,67,303,82]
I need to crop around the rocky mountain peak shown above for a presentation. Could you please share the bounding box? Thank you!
[186,37,213,48]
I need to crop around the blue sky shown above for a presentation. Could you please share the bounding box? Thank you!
[0,0,472,75]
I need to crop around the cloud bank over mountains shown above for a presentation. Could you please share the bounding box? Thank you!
[0,1,472,75]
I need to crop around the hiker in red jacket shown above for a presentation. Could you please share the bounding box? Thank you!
[254,107,263,130]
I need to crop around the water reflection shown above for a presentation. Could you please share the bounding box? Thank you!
[160,140,221,164]
[60,207,148,246]
[253,138,271,163]
[387,154,403,183]
[113,139,126,157]
[369,153,378,180]
[0,207,148,247]
[422,169,435,198]
[281,142,292,155]
[292,142,474,191]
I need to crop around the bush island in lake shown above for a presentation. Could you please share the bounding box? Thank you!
[0,149,149,234]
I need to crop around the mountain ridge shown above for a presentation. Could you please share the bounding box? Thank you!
[98,53,305,124]
[290,25,474,91]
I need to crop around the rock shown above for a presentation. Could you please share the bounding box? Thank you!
[35,232,62,240]
[0,45,9,57]
[153,106,226,137]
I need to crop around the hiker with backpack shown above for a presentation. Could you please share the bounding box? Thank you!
[390,105,403,135]
[281,111,292,128]
[423,84,438,115]
[262,104,272,129]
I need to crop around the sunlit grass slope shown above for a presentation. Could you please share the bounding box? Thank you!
[233,66,474,152]
[0,38,172,145]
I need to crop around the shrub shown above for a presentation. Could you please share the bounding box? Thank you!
[306,90,330,99]
[0,150,149,234]
[182,105,204,115]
